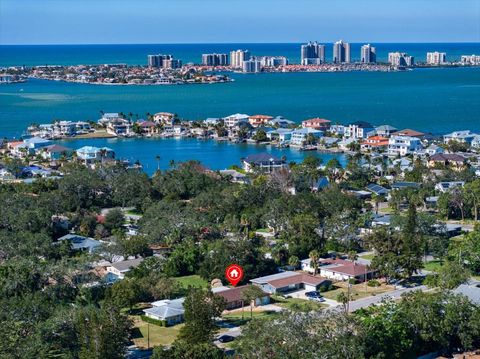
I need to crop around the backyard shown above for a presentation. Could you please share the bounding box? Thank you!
[322,281,395,301]
[130,315,183,348]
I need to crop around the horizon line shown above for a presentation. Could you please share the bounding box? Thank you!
[1,41,480,46]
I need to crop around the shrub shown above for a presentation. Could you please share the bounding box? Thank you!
[140,315,167,327]
[348,278,358,285]
[367,280,381,287]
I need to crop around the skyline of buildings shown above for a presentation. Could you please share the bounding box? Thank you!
[147,54,182,69]
[300,41,325,65]
[426,51,447,65]
[230,49,251,69]
[201,53,229,66]
[388,52,415,67]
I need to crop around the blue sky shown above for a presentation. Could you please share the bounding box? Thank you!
[1,0,479,44]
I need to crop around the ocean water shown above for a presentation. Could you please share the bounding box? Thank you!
[1,43,479,173]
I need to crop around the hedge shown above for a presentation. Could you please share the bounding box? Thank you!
[140,315,167,327]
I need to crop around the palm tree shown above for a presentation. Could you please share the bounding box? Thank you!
[309,250,320,275]
[288,255,300,269]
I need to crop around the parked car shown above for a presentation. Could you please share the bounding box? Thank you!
[305,291,321,298]
[218,335,235,343]
[309,296,325,302]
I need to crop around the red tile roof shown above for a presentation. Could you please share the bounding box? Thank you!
[215,285,269,303]
[395,129,425,137]
[268,273,328,288]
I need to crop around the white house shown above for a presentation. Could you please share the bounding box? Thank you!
[443,130,478,144]
[223,113,250,128]
[424,144,444,156]
[106,258,144,280]
[242,153,286,173]
[76,146,115,163]
[435,181,465,193]
[345,121,375,139]
[388,135,422,156]
[143,298,185,325]
[290,128,323,146]
[318,259,376,282]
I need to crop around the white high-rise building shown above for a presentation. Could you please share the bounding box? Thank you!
[360,44,376,63]
[230,50,251,69]
[202,53,229,66]
[426,52,447,65]
[388,52,414,67]
[242,59,262,73]
[461,54,480,65]
[300,41,325,65]
[333,40,350,63]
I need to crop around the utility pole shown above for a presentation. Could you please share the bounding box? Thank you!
[147,322,150,349]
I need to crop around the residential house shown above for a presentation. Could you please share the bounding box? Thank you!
[345,121,375,139]
[106,118,132,136]
[318,258,376,282]
[57,233,101,253]
[224,113,250,128]
[366,183,390,196]
[106,258,144,280]
[250,271,331,294]
[137,120,158,136]
[153,112,176,126]
[212,285,270,310]
[471,136,480,149]
[53,121,77,137]
[249,115,273,127]
[338,137,356,150]
[76,146,115,164]
[435,181,465,193]
[266,128,293,143]
[453,282,480,305]
[98,112,122,126]
[330,124,346,136]
[424,144,444,156]
[391,181,420,190]
[361,135,389,152]
[428,153,466,169]
[143,298,185,325]
[242,153,286,173]
[394,128,425,138]
[290,128,323,146]
[388,135,422,156]
[204,118,222,126]
[268,116,295,128]
[375,125,398,137]
[443,130,478,144]
[40,144,73,161]
[219,169,249,184]
[302,118,331,131]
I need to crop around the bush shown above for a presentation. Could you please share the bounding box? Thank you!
[367,280,381,287]
[348,278,358,285]
[140,315,167,327]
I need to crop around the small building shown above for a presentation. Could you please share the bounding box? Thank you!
[153,112,176,126]
[375,125,398,137]
[394,128,425,138]
[57,233,101,253]
[290,128,323,146]
[266,128,293,143]
[224,113,250,128]
[250,271,331,294]
[302,118,331,131]
[106,258,144,280]
[268,116,295,128]
[388,135,422,156]
[76,146,115,164]
[318,259,376,282]
[212,285,270,310]
[249,115,273,127]
[242,153,286,173]
[143,298,185,326]
[361,135,389,151]
[424,144,444,156]
[391,182,420,190]
[366,183,390,196]
[453,282,480,305]
[428,153,466,169]
[40,144,73,161]
[345,121,375,140]
[443,130,478,144]
[435,181,465,193]
[219,169,249,184]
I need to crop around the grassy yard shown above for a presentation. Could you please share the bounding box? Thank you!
[271,295,327,311]
[322,282,394,302]
[130,316,182,348]
[174,275,209,290]
[359,253,375,260]
[423,260,443,272]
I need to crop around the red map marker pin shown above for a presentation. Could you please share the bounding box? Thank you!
[225,264,244,287]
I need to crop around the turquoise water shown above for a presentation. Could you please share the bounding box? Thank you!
[59,137,347,174]
[1,43,479,173]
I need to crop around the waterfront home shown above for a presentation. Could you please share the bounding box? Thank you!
[153,112,176,126]
[212,285,270,310]
[345,121,375,139]
[53,121,77,137]
[290,128,323,146]
[106,258,144,280]
[394,128,425,138]
[435,181,465,193]
[302,118,331,131]
[472,136,480,149]
[57,233,101,253]
[361,135,389,151]
[337,137,356,150]
[106,118,133,136]
[136,120,158,136]
[375,125,398,137]
[11,137,53,157]
[443,130,479,144]
[204,117,222,126]
[76,146,115,164]
[224,113,250,128]
[75,121,92,133]
[143,298,185,325]
[266,128,293,142]
[242,153,286,173]
[250,271,331,294]
[40,144,73,161]
[330,124,346,136]
[427,153,466,169]
[387,135,422,156]
[219,169,249,184]
[268,116,295,128]
[98,112,122,126]
[424,144,444,156]
[318,258,376,282]
[249,115,273,127]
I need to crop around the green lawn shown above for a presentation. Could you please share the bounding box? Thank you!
[271,295,327,311]
[174,275,209,290]
[423,260,443,272]
[130,316,182,348]
[322,282,394,302]
[359,253,375,260]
